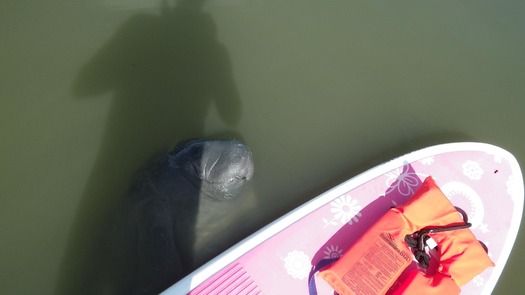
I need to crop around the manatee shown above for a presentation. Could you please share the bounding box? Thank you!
[99,139,254,295]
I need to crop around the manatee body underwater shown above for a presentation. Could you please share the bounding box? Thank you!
[96,139,254,295]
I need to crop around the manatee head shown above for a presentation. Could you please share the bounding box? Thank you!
[168,140,254,200]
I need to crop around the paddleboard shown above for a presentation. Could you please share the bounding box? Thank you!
[162,142,523,295]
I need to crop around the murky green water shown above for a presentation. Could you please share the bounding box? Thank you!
[2,1,525,294]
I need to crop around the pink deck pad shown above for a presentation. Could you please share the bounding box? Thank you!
[180,146,522,295]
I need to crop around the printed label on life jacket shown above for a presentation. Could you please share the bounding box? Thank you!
[341,233,412,295]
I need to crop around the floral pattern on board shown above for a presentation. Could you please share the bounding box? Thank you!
[473,275,485,287]
[385,164,422,197]
[507,174,521,202]
[419,156,435,166]
[486,150,503,163]
[323,245,343,260]
[284,250,311,280]
[440,181,486,230]
[324,193,362,227]
[462,160,483,180]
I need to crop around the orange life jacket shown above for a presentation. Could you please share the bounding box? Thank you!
[318,176,493,295]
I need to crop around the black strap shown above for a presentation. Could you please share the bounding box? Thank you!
[404,206,472,268]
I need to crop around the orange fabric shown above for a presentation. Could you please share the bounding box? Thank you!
[391,270,460,295]
[318,176,494,295]
[318,209,413,295]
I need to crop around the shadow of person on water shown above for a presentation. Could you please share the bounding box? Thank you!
[56,0,242,294]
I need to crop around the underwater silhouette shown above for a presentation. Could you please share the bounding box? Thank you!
[56,0,244,294]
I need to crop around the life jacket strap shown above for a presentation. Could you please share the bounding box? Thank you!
[404,221,472,268]
[308,257,339,295]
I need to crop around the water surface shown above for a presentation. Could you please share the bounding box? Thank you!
[1,1,525,294]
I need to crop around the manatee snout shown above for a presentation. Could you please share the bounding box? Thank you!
[169,139,254,200]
